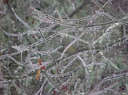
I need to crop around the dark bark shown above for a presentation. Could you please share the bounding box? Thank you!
[0,70,4,95]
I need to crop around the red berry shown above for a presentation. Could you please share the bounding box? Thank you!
[61,85,68,91]
[41,66,46,70]
[3,0,9,4]
[53,90,56,95]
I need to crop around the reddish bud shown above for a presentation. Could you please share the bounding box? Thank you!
[38,59,42,65]
[32,35,36,39]
[32,19,35,24]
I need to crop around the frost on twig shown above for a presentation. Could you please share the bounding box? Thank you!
[1,0,128,95]
[11,7,31,30]
[12,45,29,52]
